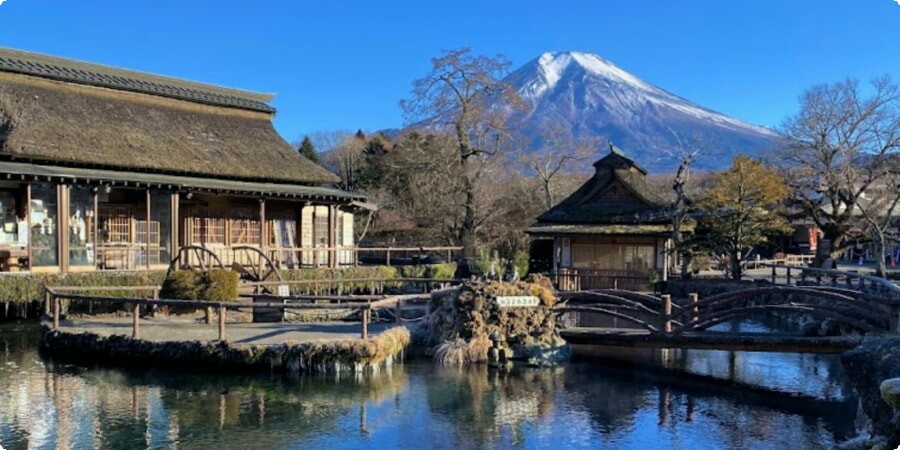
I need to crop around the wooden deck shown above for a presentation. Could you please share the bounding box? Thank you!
[560,327,863,354]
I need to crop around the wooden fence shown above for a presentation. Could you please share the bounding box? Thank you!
[44,286,431,342]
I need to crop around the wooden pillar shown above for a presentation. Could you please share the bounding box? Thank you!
[786,267,792,285]
[259,198,267,253]
[92,189,99,269]
[328,205,336,268]
[218,304,226,341]
[53,295,60,330]
[661,294,672,333]
[146,189,152,270]
[170,192,179,263]
[394,299,402,324]
[311,206,318,268]
[58,184,70,272]
[25,184,32,271]
[689,293,699,329]
[360,307,369,339]
[132,303,140,339]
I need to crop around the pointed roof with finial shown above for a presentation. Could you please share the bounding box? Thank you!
[526,142,670,235]
[593,141,647,175]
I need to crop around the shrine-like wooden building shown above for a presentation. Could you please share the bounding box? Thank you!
[0,47,365,273]
[526,145,672,290]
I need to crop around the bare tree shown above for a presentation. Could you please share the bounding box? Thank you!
[778,77,900,265]
[521,125,593,209]
[664,132,709,279]
[857,164,900,277]
[401,48,522,257]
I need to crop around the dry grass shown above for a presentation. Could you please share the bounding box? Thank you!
[434,334,491,366]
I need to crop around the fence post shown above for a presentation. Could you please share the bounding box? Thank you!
[395,299,402,324]
[661,294,672,333]
[386,247,392,267]
[361,307,369,339]
[771,265,776,284]
[132,303,140,339]
[801,270,807,284]
[786,267,792,285]
[205,306,213,324]
[53,295,60,330]
[689,293,699,329]
[44,290,51,316]
[218,304,226,341]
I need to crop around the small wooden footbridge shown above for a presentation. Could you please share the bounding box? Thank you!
[556,265,900,354]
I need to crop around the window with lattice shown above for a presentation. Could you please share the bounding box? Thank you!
[100,206,132,243]
[315,214,329,246]
[190,209,225,244]
[230,209,260,245]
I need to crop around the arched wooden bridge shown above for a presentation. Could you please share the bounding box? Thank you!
[555,285,900,354]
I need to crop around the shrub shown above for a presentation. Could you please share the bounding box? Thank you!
[426,263,457,280]
[159,270,201,300]
[513,251,529,278]
[202,269,238,301]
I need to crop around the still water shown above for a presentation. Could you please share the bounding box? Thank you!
[0,323,857,449]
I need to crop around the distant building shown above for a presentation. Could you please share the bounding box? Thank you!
[526,144,672,290]
[0,47,368,273]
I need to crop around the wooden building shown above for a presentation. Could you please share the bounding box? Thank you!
[0,48,366,273]
[526,145,672,290]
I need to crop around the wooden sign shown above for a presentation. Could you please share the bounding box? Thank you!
[496,296,540,308]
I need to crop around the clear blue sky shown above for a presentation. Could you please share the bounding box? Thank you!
[1,1,898,144]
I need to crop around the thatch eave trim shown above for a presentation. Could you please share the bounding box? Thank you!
[0,161,367,204]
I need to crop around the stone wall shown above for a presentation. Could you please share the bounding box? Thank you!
[840,336,900,449]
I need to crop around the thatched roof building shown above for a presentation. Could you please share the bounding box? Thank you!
[527,144,670,237]
[527,144,672,291]
[0,47,342,190]
[0,48,364,274]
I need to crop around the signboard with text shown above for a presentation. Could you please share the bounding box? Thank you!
[496,296,540,308]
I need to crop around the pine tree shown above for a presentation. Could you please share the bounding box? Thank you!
[298,136,318,163]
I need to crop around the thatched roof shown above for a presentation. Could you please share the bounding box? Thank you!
[0,48,339,185]
[528,145,670,235]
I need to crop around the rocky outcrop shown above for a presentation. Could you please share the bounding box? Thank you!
[840,336,900,449]
[40,324,410,374]
[422,278,570,367]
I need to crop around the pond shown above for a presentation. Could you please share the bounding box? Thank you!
[0,323,857,449]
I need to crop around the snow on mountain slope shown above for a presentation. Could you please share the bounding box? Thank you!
[507,51,778,172]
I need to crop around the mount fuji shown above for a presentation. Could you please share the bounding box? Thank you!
[505,51,779,172]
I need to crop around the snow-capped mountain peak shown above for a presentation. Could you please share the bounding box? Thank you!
[507,51,778,171]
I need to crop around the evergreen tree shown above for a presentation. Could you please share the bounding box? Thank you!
[298,136,318,163]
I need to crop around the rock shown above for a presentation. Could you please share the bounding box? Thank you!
[842,337,900,448]
[880,378,900,410]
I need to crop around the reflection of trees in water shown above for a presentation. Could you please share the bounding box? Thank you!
[424,365,566,448]
[0,325,411,449]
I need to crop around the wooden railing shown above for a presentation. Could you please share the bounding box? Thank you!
[243,277,459,296]
[742,254,815,270]
[263,246,463,268]
[44,286,429,342]
[764,264,900,299]
[555,268,652,292]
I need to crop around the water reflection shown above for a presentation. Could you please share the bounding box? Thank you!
[0,324,855,449]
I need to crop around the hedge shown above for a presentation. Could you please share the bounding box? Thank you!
[0,271,167,306]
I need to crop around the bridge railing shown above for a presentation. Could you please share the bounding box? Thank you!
[555,284,900,336]
[763,264,900,300]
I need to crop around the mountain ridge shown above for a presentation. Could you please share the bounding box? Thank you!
[505,51,778,172]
